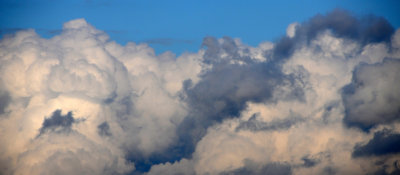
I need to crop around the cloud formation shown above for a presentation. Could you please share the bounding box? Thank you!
[353,129,400,157]
[342,59,400,130]
[0,9,399,175]
[38,110,76,135]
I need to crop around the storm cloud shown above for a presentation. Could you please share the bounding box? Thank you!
[353,129,400,157]
[1,9,400,175]
[39,110,75,135]
[174,36,302,158]
[342,58,400,130]
[273,9,394,60]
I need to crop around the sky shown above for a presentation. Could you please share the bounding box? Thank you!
[1,1,400,175]
[1,0,400,54]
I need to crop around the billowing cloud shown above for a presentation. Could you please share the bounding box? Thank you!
[174,36,299,158]
[353,129,400,157]
[272,9,394,60]
[1,9,400,175]
[0,18,202,174]
[342,59,400,130]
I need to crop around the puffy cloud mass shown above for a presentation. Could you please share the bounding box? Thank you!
[1,9,400,175]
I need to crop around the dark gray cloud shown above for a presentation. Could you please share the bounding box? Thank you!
[301,156,320,168]
[97,122,112,136]
[342,59,400,131]
[353,129,400,157]
[126,36,304,173]
[322,101,340,123]
[202,36,253,64]
[373,166,400,175]
[126,9,398,174]
[128,9,398,171]
[221,162,292,175]
[236,113,303,132]
[272,8,394,60]
[0,90,10,115]
[322,166,337,175]
[174,36,303,160]
[39,110,76,135]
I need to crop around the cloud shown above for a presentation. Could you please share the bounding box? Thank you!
[0,90,10,115]
[342,58,400,131]
[0,9,400,175]
[38,110,76,135]
[160,9,400,175]
[301,156,320,168]
[169,36,305,163]
[147,158,195,175]
[0,18,202,174]
[221,161,292,175]
[353,129,400,157]
[15,130,134,175]
[97,121,112,136]
[235,113,304,132]
[273,9,394,60]
[286,23,299,38]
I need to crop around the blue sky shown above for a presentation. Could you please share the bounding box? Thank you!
[1,0,399,55]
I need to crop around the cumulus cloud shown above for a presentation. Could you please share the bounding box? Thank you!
[353,129,400,157]
[342,59,400,130]
[0,18,202,174]
[147,10,400,175]
[272,9,394,60]
[1,9,400,175]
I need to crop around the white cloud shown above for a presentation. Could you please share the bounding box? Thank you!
[0,19,204,174]
[1,13,399,175]
[147,28,400,175]
[286,22,298,38]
